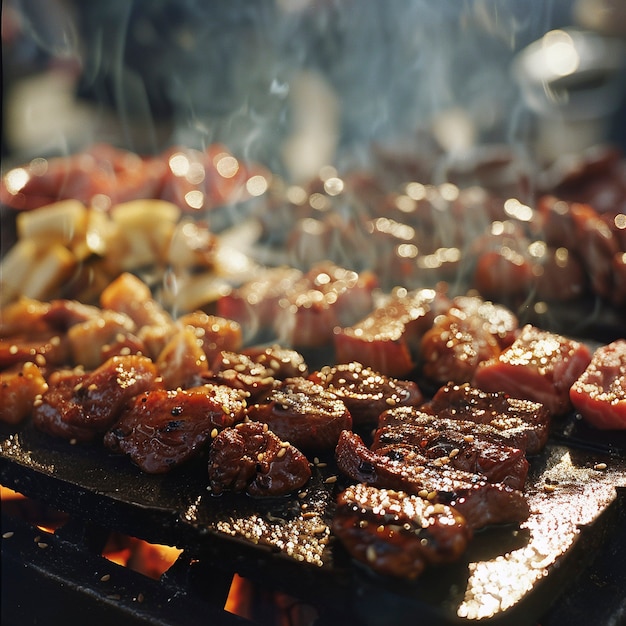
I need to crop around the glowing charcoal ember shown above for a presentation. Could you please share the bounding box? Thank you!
[334,287,450,378]
[335,430,530,530]
[208,421,311,497]
[246,377,351,452]
[105,384,247,474]
[473,325,592,416]
[570,339,626,430]
[332,483,471,579]
[308,361,423,426]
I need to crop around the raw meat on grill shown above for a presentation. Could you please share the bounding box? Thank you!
[334,287,451,378]
[33,354,159,442]
[104,383,248,473]
[372,408,529,490]
[570,339,626,430]
[308,361,423,426]
[208,421,311,497]
[424,382,551,454]
[246,377,352,451]
[473,325,592,416]
[0,362,48,424]
[241,344,309,379]
[419,295,518,385]
[335,430,530,530]
[332,483,471,579]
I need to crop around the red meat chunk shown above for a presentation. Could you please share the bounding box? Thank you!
[473,325,592,416]
[570,340,626,430]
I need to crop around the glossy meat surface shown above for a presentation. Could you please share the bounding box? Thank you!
[104,383,247,473]
[332,483,471,579]
[208,421,311,497]
[246,377,351,451]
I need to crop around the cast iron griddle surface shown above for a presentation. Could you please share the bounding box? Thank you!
[2,414,626,625]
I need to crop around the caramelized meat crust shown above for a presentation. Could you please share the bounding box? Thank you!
[332,483,471,579]
[308,361,423,426]
[104,383,247,473]
[246,377,352,451]
[208,421,311,497]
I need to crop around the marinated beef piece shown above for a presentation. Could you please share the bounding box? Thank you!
[570,339,626,430]
[105,383,247,473]
[336,431,530,530]
[424,382,551,454]
[216,267,304,338]
[0,297,52,336]
[473,325,592,416]
[177,311,243,363]
[332,483,471,579]
[208,421,311,497]
[206,351,277,400]
[334,287,451,378]
[0,332,70,370]
[0,362,48,424]
[33,355,159,442]
[372,409,529,490]
[308,361,423,426]
[274,262,379,348]
[246,377,352,451]
[420,295,517,385]
[242,345,309,379]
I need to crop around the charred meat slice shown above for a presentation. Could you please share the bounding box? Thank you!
[308,361,423,426]
[332,483,471,579]
[372,409,529,490]
[570,339,626,430]
[33,355,159,442]
[473,325,592,416]
[424,382,550,454]
[104,383,247,473]
[334,287,451,378]
[208,421,311,497]
[246,377,352,451]
[335,430,530,530]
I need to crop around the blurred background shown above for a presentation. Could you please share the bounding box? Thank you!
[3,0,626,180]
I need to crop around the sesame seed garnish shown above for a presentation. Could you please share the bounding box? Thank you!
[9,345,18,355]
[34,536,41,543]
[3,532,14,539]
[366,545,377,563]
[463,435,475,442]
[594,463,607,470]
[69,438,77,445]
[257,452,265,462]
[37,542,49,549]
[136,594,145,603]
[276,447,286,458]
[449,448,460,459]
[418,489,429,498]
[324,475,338,484]
[35,354,46,366]
[100,574,111,582]
[385,397,396,406]
[543,484,557,493]
[210,428,219,438]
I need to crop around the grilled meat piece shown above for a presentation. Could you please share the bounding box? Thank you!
[208,421,311,497]
[308,361,423,426]
[473,325,592,416]
[423,382,551,454]
[420,296,518,385]
[242,344,309,379]
[334,287,450,378]
[206,351,278,401]
[33,355,159,442]
[332,483,471,579]
[246,377,351,451]
[177,311,243,363]
[104,383,247,473]
[372,408,529,489]
[0,362,48,425]
[570,339,626,430]
[335,430,530,530]
[0,332,70,370]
